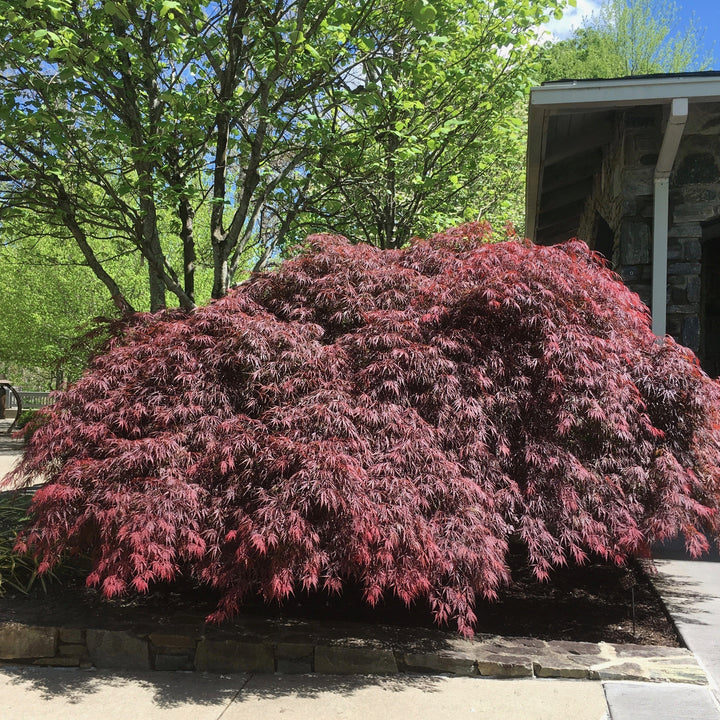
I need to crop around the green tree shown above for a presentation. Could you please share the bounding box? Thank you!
[0,0,415,310]
[0,224,130,387]
[540,0,711,81]
[295,0,558,248]
[0,0,569,308]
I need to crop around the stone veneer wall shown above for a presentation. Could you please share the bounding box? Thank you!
[575,102,720,361]
[0,620,708,682]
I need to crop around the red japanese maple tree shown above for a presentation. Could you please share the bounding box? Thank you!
[9,223,720,635]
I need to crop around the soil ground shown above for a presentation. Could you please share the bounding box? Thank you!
[0,549,680,646]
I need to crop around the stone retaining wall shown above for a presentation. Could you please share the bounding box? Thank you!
[0,621,707,684]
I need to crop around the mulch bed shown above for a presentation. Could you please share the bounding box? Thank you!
[0,549,680,646]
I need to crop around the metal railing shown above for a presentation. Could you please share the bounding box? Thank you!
[6,391,52,410]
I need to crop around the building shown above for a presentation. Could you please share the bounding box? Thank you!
[525,72,720,375]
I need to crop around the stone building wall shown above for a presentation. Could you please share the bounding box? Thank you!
[574,102,720,362]
[669,103,720,362]
[576,116,626,255]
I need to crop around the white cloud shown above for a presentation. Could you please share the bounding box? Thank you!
[541,0,604,41]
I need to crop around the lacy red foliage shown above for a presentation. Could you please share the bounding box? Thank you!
[9,223,720,635]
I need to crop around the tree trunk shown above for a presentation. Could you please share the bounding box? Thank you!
[211,103,231,300]
[179,196,196,304]
[139,191,167,312]
[148,264,166,313]
[56,186,135,315]
[212,248,230,299]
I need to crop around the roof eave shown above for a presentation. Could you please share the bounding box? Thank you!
[525,74,720,243]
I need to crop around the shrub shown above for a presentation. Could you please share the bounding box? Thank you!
[7,223,720,635]
[14,409,37,429]
[13,409,45,441]
[0,489,49,594]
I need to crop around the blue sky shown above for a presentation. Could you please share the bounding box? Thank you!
[545,0,720,69]
[678,0,720,67]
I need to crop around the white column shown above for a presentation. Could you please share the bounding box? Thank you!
[652,98,688,338]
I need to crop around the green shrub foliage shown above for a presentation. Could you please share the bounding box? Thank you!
[0,489,44,594]
[8,224,720,635]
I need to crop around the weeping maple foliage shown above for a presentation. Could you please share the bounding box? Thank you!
[8,223,720,636]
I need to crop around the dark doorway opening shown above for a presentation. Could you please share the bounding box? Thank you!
[592,213,615,267]
[701,218,720,377]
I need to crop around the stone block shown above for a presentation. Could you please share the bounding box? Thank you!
[667,244,682,260]
[149,633,197,650]
[668,304,699,315]
[622,166,653,196]
[669,222,702,238]
[488,637,547,651]
[620,265,643,283]
[667,262,701,276]
[627,283,651,306]
[314,646,398,675]
[195,639,275,673]
[401,651,477,676]
[620,222,650,265]
[644,660,708,684]
[673,204,715,224]
[684,107,720,135]
[276,643,314,674]
[625,110,659,129]
[612,643,691,659]
[276,642,315,659]
[58,643,87,657]
[475,653,533,678]
[622,197,637,216]
[533,661,590,679]
[639,153,658,166]
[677,186,719,204]
[277,657,314,674]
[682,316,701,350]
[546,640,601,656]
[675,152,720,184]
[86,629,151,670]
[687,275,702,303]
[683,239,702,261]
[667,317,682,337]
[0,624,57,660]
[58,628,85,644]
[671,286,688,305]
[33,656,81,667]
[155,653,195,671]
[595,661,648,681]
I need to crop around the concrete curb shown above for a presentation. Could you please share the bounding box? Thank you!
[0,619,708,685]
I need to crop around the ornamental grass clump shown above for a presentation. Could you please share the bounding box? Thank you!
[7,222,720,636]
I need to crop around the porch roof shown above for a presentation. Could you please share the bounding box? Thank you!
[525,71,720,246]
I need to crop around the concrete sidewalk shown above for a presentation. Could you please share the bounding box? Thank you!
[0,668,610,720]
[599,554,720,720]
[651,558,720,703]
[0,417,23,485]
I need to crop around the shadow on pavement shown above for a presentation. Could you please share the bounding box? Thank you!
[0,665,447,709]
[232,672,445,701]
[651,563,720,627]
[1,665,240,708]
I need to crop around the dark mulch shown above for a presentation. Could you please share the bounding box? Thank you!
[0,548,680,646]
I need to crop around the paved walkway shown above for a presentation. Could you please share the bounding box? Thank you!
[651,558,720,703]
[0,670,610,720]
[601,552,720,719]
[0,417,23,486]
[2,424,720,718]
